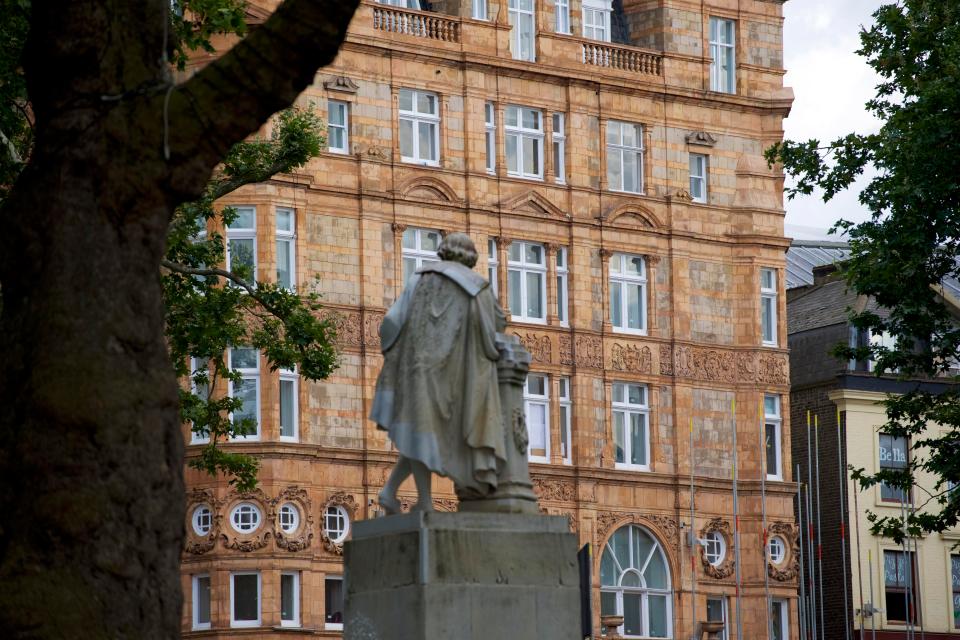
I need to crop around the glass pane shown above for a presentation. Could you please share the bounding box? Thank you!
[232,348,257,369]
[627,384,644,405]
[522,136,537,174]
[771,602,783,640]
[418,122,436,161]
[630,413,646,466]
[281,574,295,621]
[505,106,518,127]
[402,228,416,249]
[527,374,546,395]
[690,174,703,200]
[329,126,344,150]
[765,395,779,416]
[422,231,440,251]
[398,89,413,112]
[229,238,255,274]
[601,548,617,586]
[623,593,642,636]
[197,576,211,624]
[328,101,344,126]
[277,240,291,288]
[608,150,622,189]
[612,528,630,567]
[522,107,539,130]
[508,242,522,262]
[553,113,562,131]
[506,134,519,173]
[280,379,295,438]
[649,594,668,637]
[606,121,620,145]
[600,591,617,616]
[417,92,435,114]
[233,574,259,621]
[560,406,570,457]
[766,423,778,475]
[399,119,413,157]
[403,257,417,284]
[234,378,258,430]
[527,403,547,453]
[644,549,668,589]
[623,151,638,192]
[762,297,774,340]
[621,123,637,147]
[230,208,254,229]
[276,209,293,233]
[633,527,653,571]
[706,598,723,622]
[611,282,623,327]
[559,378,569,398]
[614,411,625,464]
[612,383,624,404]
[525,243,543,264]
[519,14,533,60]
[526,272,543,318]
[325,579,344,624]
[627,283,643,329]
[627,255,644,276]
[557,275,565,319]
[621,570,641,587]
[761,268,775,289]
[508,270,522,312]
[485,102,493,123]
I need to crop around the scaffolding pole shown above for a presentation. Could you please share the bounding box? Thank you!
[868,549,877,640]
[796,466,808,640]
[690,417,697,640]
[852,459,867,640]
[759,400,771,639]
[806,411,818,640]
[814,414,825,640]
[836,408,851,640]
[732,398,743,640]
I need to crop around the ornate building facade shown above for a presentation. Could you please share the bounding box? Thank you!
[180,1,798,637]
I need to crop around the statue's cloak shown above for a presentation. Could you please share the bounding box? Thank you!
[370,261,506,495]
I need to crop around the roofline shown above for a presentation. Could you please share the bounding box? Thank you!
[790,239,851,249]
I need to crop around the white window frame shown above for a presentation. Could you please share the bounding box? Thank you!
[230,571,261,629]
[398,88,440,166]
[327,99,349,154]
[761,268,778,346]
[703,531,726,566]
[606,121,644,194]
[709,17,736,94]
[280,571,301,628]
[555,0,570,33]
[230,502,263,533]
[324,504,351,544]
[609,253,648,335]
[556,246,568,326]
[582,0,612,42]
[226,206,257,281]
[488,238,499,296]
[505,105,544,180]
[524,373,551,463]
[276,207,296,290]
[771,598,789,640]
[402,227,441,284]
[485,101,496,173]
[229,347,260,441]
[706,596,729,640]
[507,240,548,324]
[612,382,650,471]
[279,367,299,442]
[278,502,300,534]
[768,536,786,564]
[192,504,213,536]
[690,153,708,203]
[472,0,488,20]
[559,377,572,464]
[192,574,212,631]
[325,575,345,631]
[552,113,566,184]
[508,0,536,62]
[379,0,422,8]
[600,525,673,638]
[764,394,783,480]
[190,356,210,444]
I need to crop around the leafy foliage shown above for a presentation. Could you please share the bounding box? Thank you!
[170,0,248,70]
[767,0,960,541]
[0,0,30,199]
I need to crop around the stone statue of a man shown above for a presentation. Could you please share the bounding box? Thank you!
[371,232,507,514]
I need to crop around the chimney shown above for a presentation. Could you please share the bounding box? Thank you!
[812,263,841,286]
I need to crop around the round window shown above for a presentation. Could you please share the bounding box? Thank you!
[768,536,786,564]
[704,531,726,566]
[278,502,300,534]
[324,505,350,543]
[230,502,262,533]
[192,504,213,536]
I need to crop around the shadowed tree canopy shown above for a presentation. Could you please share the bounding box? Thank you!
[0,0,359,636]
[767,0,960,542]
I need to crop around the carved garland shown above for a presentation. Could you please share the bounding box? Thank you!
[596,511,680,557]
[699,518,735,579]
[220,488,272,552]
[185,488,223,555]
[532,477,576,502]
[656,344,789,385]
[767,522,801,582]
[611,343,652,374]
[273,486,315,552]
[321,491,359,556]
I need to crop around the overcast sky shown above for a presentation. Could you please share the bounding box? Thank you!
[781,0,885,239]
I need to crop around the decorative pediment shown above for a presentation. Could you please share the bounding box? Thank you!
[603,203,662,229]
[685,131,718,147]
[397,175,460,203]
[323,75,359,94]
[501,190,570,220]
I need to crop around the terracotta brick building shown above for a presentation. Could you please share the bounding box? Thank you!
[180,1,798,637]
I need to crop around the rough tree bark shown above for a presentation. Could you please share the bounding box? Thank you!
[0,1,359,637]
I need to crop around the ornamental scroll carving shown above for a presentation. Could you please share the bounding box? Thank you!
[658,346,789,385]
[322,491,359,556]
[221,488,272,552]
[559,335,574,365]
[611,343,652,374]
[699,518,735,579]
[532,477,576,502]
[659,345,674,375]
[273,486,315,552]
[596,511,680,556]
[575,335,603,369]
[319,309,362,348]
[185,488,223,555]
[513,332,552,364]
[767,522,801,582]
[364,311,384,348]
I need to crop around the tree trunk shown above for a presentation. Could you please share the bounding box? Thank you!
[0,1,358,636]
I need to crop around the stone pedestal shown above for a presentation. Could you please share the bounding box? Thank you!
[343,511,581,640]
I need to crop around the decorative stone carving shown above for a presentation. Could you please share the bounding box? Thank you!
[659,344,674,375]
[699,518,735,579]
[661,346,788,385]
[672,189,694,202]
[532,477,576,502]
[596,511,680,555]
[559,335,574,365]
[757,353,789,385]
[685,130,718,147]
[273,486,315,552]
[767,522,801,582]
[185,488,222,555]
[323,75,359,93]
[512,408,528,454]
[321,491,359,556]
[575,335,603,369]
[364,311,384,348]
[390,222,408,234]
[221,488,272,552]
[432,497,459,512]
[611,343,652,374]
[320,309,363,347]
[366,145,390,161]
[513,332,552,364]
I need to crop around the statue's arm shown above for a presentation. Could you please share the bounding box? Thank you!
[474,286,505,361]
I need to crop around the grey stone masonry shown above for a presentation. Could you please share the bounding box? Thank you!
[344,511,581,640]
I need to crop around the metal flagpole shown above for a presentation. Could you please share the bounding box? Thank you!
[732,397,743,640]
[852,464,867,640]
[868,548,877,640]
[814,414,825,640]
[806,411,818,640]
[837,408,852,640]
[760,401,772,639]
[901,499,913,640]
[690,417,697,640]
[796,467,808,640]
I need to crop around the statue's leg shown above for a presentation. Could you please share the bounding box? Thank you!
[378,456,410,515]
[410,460,434,512]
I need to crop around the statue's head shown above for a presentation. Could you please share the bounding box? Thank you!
[437,232,478,268]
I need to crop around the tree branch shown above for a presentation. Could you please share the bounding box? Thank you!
[160,258,285,318]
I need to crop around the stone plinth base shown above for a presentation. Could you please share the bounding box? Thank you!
[343,511,580,640]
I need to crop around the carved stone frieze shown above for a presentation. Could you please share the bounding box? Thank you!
[611,343,652,374]
[685,130,718,147]
[221,488,272,552]
[659,344,674,375]
[672,189,694,202]
[532,477,576,502]
[364,311,384,348]
[322,491,359,556]
[559,335,574,365]
[699,518,735,579]
[273,486,315,552]
[513,332,552,364]
[185,488,222,555]
[575,335,603,369]
[767,521,801,582]
[660,345,789,386]
[323,75,359,93]
[320,309,363,348]
[596,511,680,556]
[432,498,459,512]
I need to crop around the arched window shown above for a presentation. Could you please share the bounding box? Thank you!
[600,524,673,638]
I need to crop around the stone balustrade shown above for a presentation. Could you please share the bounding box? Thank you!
[581,41,662,76]
[372,5,461,43]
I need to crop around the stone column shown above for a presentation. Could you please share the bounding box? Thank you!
[545,243,559,326]
[599,247,613,333]
[495,236,510,314]
[646,253,660,335]
[391,222,408,294]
